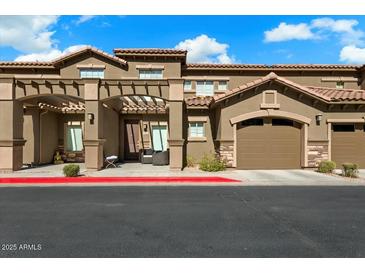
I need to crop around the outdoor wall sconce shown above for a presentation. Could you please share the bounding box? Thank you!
[87,113,94,121]
[315,114,323,125]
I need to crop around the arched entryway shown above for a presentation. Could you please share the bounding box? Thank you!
[231,110,311,169]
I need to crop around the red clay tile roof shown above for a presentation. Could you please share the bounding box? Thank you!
[186,63,359,70]
[114,48,187,56]
[52,46,127,66]
[306,86,365,101]
[186,63,268,69]
[0,61,53,67]
[213,72,365,104]
[0,46,127,68]
[185,96,213,107]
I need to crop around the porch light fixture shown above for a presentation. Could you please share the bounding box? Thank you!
[87,113,94,121]
[315,114,323,125]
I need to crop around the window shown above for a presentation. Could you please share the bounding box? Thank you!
[189,122,205,137]
[272,119,294,126]
[333,124,355,132]
[218,81,228,91]
[80,68,104,79]
[241,118,264,127]
[196,81,214,96]
[336,81,345,89]
[66,125,84,152]
[184,80,192,91]
[139,69,163,79]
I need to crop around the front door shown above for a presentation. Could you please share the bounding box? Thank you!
[124,120,140,160]
[152,125,168,151]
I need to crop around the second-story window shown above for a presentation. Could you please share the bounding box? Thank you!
[336,81,344,89]
[218,81,228,91]
[184,80,192,91]
[80,68,104,79]
[196,81,214,96]
[139,69,163,79]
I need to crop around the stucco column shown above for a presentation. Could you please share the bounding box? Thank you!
[0,78,26,171]
[168,79,185,170]
[84,79,105,170]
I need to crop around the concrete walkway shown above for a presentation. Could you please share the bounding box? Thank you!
[1,163,365,186]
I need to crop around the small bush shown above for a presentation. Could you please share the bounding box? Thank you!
[63,164,80,177]
[342,163,359,178]
[187,155,196,168]
[199,154,226,172]
[317,160,336,173]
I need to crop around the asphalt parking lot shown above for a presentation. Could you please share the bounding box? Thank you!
[0,186,365,257]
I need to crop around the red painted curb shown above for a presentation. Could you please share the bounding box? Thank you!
[0,176,241,184]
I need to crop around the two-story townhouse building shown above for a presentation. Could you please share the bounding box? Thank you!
[1,46,365,171]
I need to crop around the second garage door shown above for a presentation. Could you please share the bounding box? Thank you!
[331,123,365,168]
[236,118,301,169]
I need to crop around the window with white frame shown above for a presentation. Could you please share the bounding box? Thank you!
[139,69,163,79]
[189,122,205,137]
[80,68,104,79]
[196,81,214,96]
[66,125,84,152]
[184,80,192,91]
[336,81,344,89]
[218,81,228,91]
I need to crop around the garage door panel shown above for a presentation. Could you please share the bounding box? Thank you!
[332,124,365,168]
[236,118,301,169]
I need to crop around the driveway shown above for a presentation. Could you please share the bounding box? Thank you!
[0,186,365,257]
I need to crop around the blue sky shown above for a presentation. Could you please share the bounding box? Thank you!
[1,15,365,64]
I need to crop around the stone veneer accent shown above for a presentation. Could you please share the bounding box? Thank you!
[307,140,329,167]
[218,141,234,167]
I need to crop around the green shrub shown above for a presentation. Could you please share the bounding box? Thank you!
[187,155,196,168]
[63,164,80,177]
[342,163,359,178]
[317,160,336,173]
[199,154,226,172]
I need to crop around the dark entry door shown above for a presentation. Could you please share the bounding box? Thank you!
[124,120,140,161]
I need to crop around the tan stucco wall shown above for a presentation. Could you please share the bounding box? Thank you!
[23,108,40,165]
[182,70,360,99]
[59,54,181,80]
[186,110,216,162]
[219,83,365,143]
[103,107,119,156]
[40,111,59,164]
[60,55,125,79]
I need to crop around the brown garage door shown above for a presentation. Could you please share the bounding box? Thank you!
[331,123,365,168]
[236,118,301,169]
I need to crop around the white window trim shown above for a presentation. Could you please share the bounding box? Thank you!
[218,81,228,91]
[139,69,163,79]
[184,80,192,91]
[196,80,214,96]
[79,68,105,79]
[188,121,207,141]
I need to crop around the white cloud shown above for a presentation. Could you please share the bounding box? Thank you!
[311,18,358,33]
[175,34,235,63]
[264,22,315,42]
[0,16,59,52]
[76,15,97,25]
[339,45,365,64]
[15,45,87,62]
[311,17,364,45]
